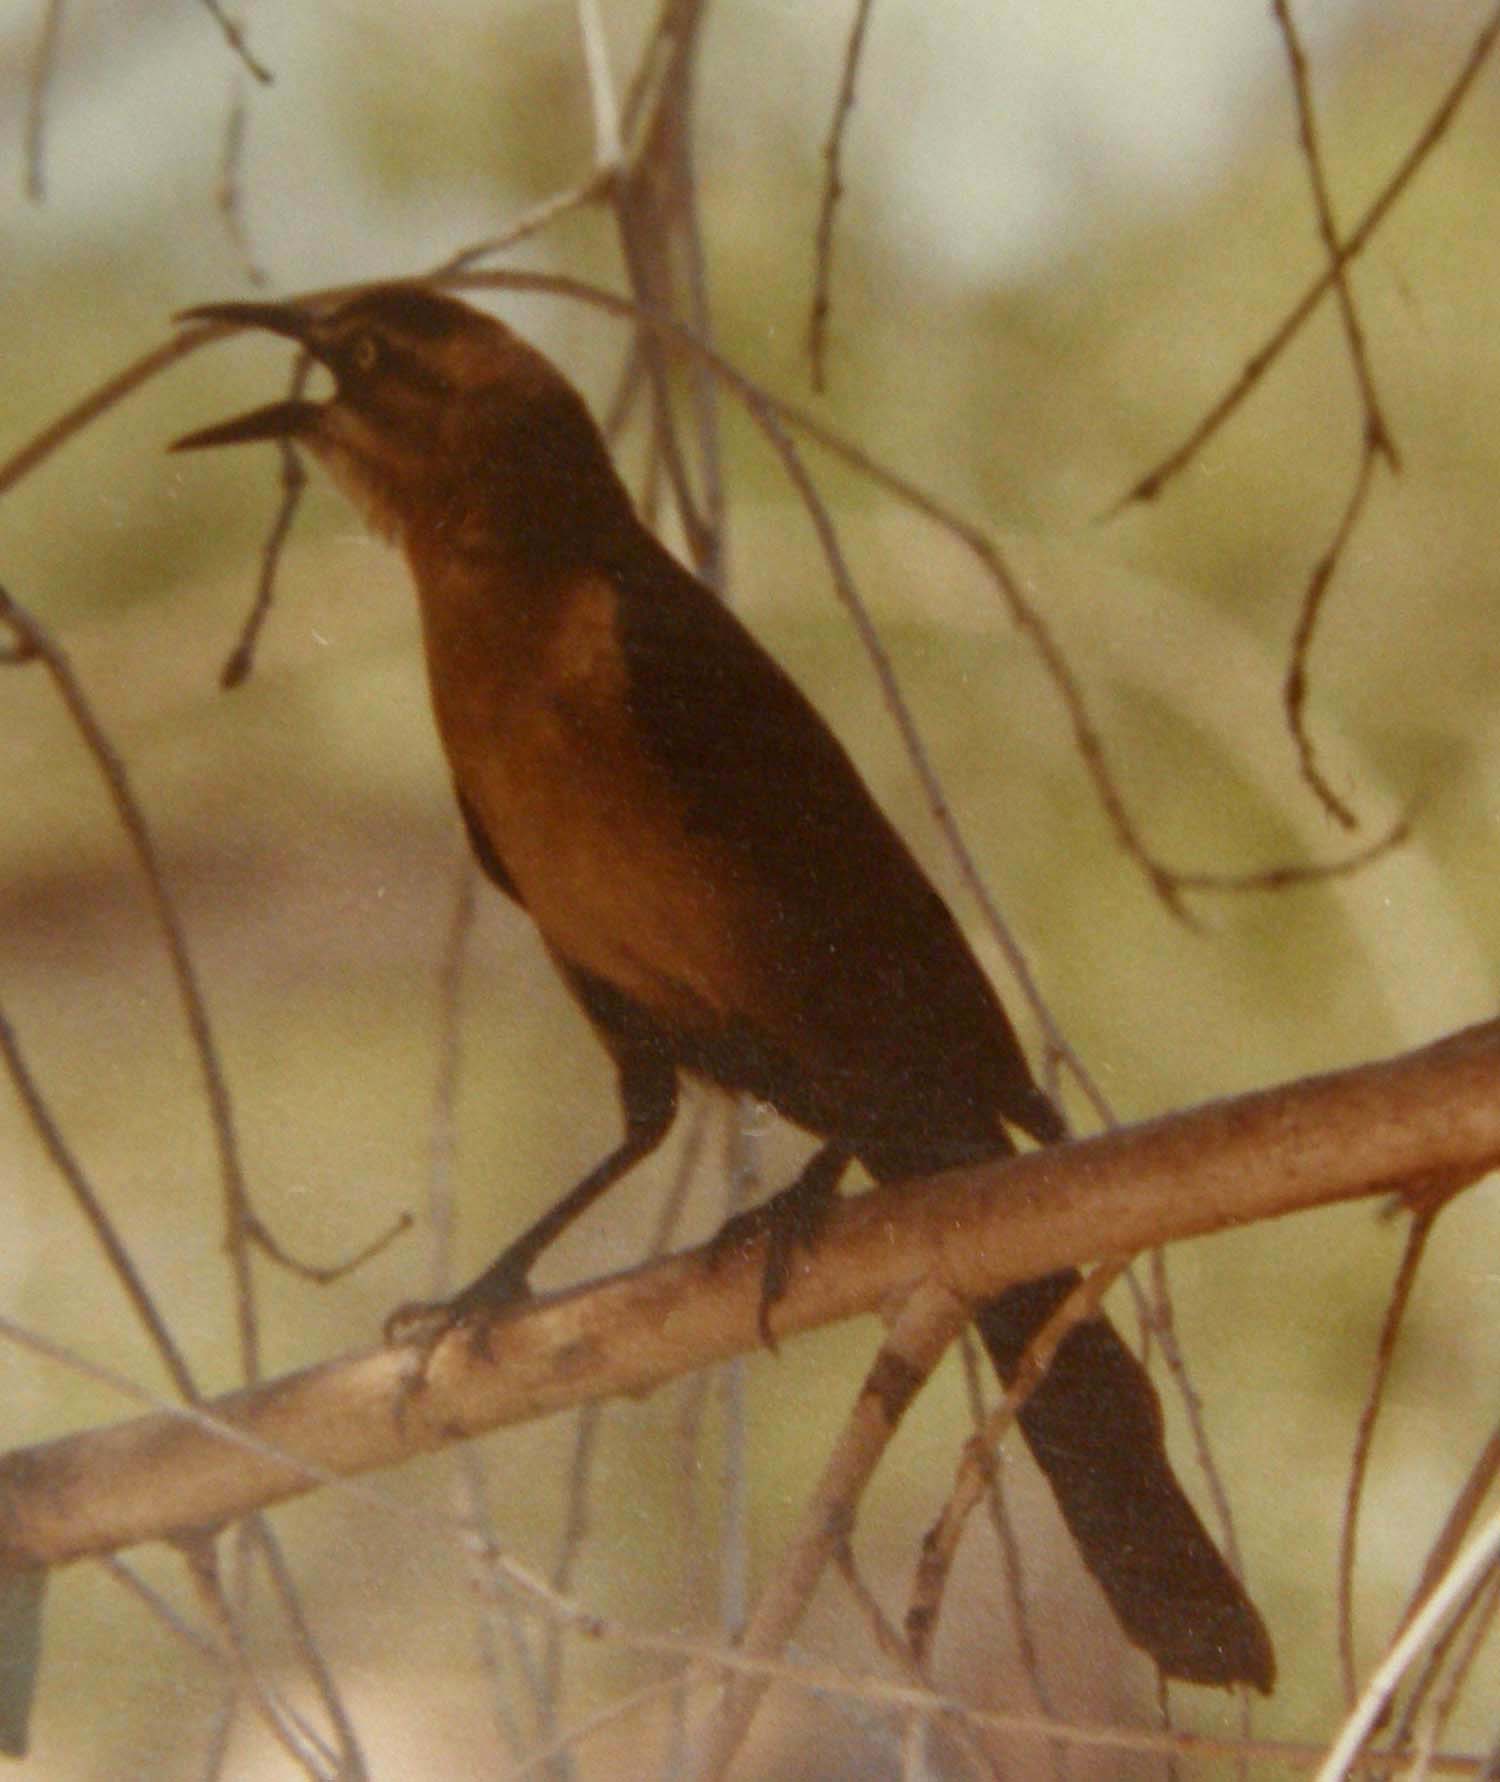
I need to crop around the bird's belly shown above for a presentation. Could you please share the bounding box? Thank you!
[446,696,749,1031]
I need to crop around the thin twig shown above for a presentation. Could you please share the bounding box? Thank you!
[432,173,617,279]
[0,330,209,495]
[612,181,713,571]
[1143,1248,1249,1591]
[220,357,311,687]
[665,49,727,591]
[215,76,266,288]
[906,1262,1127,1667]
[506,1676,695,1782]
[1338,1207,1440,1705]
[243,1207,412,1285]
[425,855,477,1297]
[23,0,67,203]
[601,334,648,444]
[833,1543,1003,1781]
[606,0,720,580]
[1172,809,1412,893]
[1284,442,1381,829]
[668,1106,717,1629]
[1108,0,1500,514]
[1401,1421,1500,1645]
[718,1100,761,1637]
[456,1452,541,1767]
[0,586,262,1382]
[619,0,679,146]
[576,0,623,171]
[194,0,274,85]
[247,1520,371,1781]
[1382,1562,1500,1779]
[537,1402,605,1780]
[1415,1568,1500,1773]
[956,1335,1067,1780]
[420,864,547,1763]
[181,1538,336,1780]
[1317,1505,1500,1782]
[1142,1249,1253,1774]
[692,1280,971,1781]
[1373,1415,1500,1773]
[99,1556,218,1659]
[1271,0,1399,468]
[808,0,877,391]
[0,1002,199,1399]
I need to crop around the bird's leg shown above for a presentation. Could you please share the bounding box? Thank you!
[712,1141,852,1345]
[385,1051,677,1354]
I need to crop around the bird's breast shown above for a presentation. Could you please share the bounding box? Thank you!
[419,568,752,1030]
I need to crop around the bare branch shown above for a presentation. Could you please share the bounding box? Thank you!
[832,1543,1004,1781]
[1283,443,1380,830]
[1338,1206,1440,1704]
[1316,1504,1500,1782]
[0,330,208,496]
[1382,1556,1500,1775]
[955,1335,1065,1771]
[1401,1422,1500,1647]
[0,586,259,1381]
[215,76,267,289]
[576,0,623,172]
[0,1004,199,1400]
[180,1538,337,1779]
[907,1262,1127,1666]
[1170,808,1412,895]
[23,0,66,203]
[245,1521,371,1780]
[194,0,273,86]
[2,1018,1498,1576]
[692,1280,970,1780]
[808,0,877,391]
[434,173,616,278]
[220,360,311,688]
[1108,0,1500,515]
[1271,0,1398,468]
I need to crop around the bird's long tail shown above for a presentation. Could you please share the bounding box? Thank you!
[974,1272,1275,1691]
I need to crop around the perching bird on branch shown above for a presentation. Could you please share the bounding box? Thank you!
[173,281,1274,1693]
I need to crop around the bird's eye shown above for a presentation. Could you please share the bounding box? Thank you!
[348,331,382,376]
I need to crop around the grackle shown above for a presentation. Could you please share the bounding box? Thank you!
[173,282,1274,1692]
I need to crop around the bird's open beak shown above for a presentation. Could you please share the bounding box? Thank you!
[171,300,327,452]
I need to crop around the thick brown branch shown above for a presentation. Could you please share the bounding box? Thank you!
[2,1018,1499,1577]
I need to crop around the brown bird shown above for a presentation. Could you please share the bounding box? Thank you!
[173,281,1274,1693]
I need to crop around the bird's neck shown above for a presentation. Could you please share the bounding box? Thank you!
[400,484,640,720]
[391,369,643,726]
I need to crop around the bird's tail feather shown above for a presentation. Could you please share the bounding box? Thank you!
[974,1271,1275,1692]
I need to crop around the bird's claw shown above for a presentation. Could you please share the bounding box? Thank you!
[383,1264,535,1371]
[710,1154,844,1348]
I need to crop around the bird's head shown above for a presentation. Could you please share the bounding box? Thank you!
[172,283,598,546]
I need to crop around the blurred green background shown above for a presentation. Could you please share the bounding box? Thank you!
[2,0,1498,1773]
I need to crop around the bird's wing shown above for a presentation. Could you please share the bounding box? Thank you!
[606,533,1058,1156]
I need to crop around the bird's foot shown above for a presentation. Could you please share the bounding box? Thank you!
[710,1146,850,1347]
[383,1256,535,1367]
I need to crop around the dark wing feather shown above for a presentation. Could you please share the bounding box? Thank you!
[606,532,1059,1162]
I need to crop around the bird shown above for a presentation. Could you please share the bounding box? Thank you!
[172,280,1274,1693]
